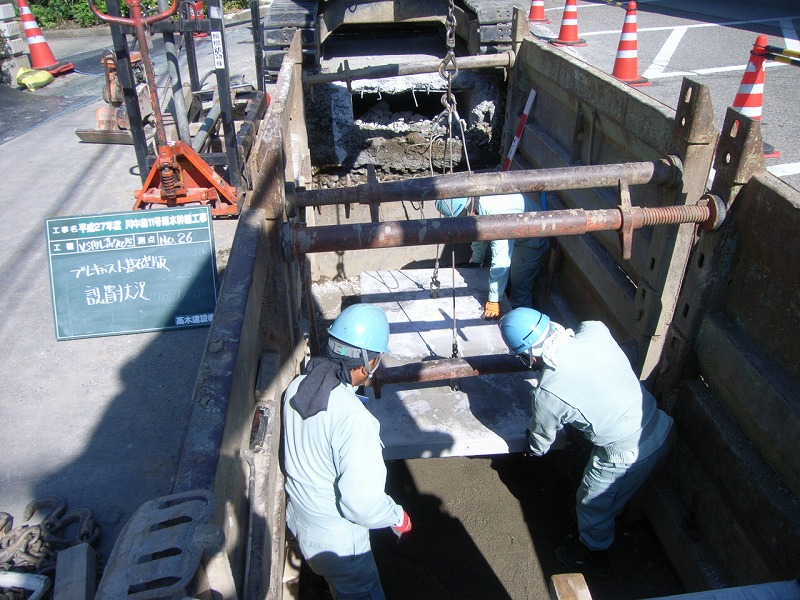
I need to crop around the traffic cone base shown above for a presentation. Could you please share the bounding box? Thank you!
[611,2,648,86]
[549,37,587,47]
[763,142,781,159]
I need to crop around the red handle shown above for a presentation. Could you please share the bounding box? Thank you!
[88,0,178,27]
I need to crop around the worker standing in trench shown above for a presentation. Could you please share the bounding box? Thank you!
[281,304,412,599]
[498,307,675,578]
[435,193,549,319]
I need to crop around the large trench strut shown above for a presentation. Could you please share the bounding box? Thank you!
[304,51,515,88]
[288,157,682,214]
[285,194,725,260]
[371,354,531,399]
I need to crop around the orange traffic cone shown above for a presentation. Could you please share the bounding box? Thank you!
[529,0,550,24]
[732,34,780,158]
[611,1,650,86]
[188,0,209,38]
[550,0,586,47]
[17,0,73,75]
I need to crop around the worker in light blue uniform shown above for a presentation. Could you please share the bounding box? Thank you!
[282,304,411,599]
[437,194,548,319]
[499,308,674,578]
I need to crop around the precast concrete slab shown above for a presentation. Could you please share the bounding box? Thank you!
[360,267,537,460]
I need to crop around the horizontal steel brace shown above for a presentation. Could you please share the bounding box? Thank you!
[304,51,515,87]
[288,157,683,212]
[371,354,531,399]
[284,194,725,259]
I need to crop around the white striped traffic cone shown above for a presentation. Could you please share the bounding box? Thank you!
[732,34,780,158]
[611,1,650,86]
[528,0,550,24]
[16,0,73,75]
[550,0,586,47]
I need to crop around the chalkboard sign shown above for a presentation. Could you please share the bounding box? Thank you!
[46,207,218,340]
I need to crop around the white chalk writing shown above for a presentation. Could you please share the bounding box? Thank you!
[174,313,214,326]
[70,256,170,278]
[84,282,149,305]
[77,236,136,252]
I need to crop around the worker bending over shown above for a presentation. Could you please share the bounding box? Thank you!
[282,304,412,599]
[499,307,674,578]
[436,193,548,319]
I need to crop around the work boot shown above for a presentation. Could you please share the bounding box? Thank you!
[555,535,611,579]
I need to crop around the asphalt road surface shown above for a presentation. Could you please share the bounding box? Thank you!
[531,0,800,191]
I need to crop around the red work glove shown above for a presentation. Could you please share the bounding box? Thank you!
[484,301,501,319]
[391,510,412,540]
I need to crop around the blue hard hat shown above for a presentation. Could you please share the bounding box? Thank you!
[499,307,551,355]
[435,197,469,217]
[328,304,390,353]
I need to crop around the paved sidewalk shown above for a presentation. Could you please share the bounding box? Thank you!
[0,16,257,563]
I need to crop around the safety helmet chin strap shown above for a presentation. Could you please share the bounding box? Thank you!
[363,348,383,380]
[329,338,382,381]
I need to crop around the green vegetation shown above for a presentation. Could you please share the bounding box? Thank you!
[27,0,249,29]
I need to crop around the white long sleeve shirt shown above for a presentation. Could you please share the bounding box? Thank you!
[474,193,537,302]
[282,374,403,557]
[528,321,673,463]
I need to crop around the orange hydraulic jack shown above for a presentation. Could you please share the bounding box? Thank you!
[89,0,240,217]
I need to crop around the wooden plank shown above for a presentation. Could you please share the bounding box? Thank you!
[54,543,96,600]
[549,573,593,600]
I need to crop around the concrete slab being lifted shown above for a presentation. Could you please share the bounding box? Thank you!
[360,268,538,460]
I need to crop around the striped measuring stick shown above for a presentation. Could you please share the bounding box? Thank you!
[502,89,537,171]
[765,45,800,67]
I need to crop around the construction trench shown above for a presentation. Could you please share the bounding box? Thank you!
[157,6,800,600]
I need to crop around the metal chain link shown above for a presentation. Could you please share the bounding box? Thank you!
[428,0,470,373]
[0,497,100,580]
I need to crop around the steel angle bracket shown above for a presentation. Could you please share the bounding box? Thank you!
[617,179,635,260]
[95,489,218,600]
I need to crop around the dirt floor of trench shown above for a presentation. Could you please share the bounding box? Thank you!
[295,429,685,600]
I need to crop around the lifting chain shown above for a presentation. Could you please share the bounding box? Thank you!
[0,497,100,587]
[427,0,469,389]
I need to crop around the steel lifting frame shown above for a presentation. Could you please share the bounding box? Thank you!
[98,0,250,217]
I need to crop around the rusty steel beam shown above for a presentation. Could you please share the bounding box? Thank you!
[371,355,532,399]
[285,194,725,258]
[304,51,516,87]
[288,157,682,212]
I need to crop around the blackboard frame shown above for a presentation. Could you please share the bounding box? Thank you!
[46,207,218,341]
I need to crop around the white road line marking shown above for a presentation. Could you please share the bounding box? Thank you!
[644,61,785,80]
[780,18,800,52]
[643,26,688,78]
[545,0,663,9]
[581,15,800,36]
[767,162,800,177]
